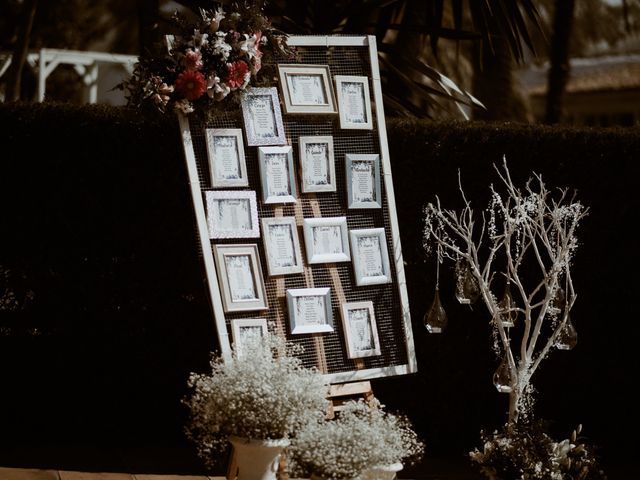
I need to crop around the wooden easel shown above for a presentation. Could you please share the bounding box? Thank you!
[326,380,379,419]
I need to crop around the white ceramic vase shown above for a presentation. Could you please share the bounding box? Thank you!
[360,462,404,480]
[228,435,290,480]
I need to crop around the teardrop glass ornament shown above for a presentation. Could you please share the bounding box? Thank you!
[556,315,578,350]
[498,282,517,328]
[424,287,448,333]
[552,285,566,311]
[493,354,513,393]
[455,260,480,305]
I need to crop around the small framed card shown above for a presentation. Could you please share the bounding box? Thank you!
[299,135,336,193]
[340,301,381,358]
[278,64,337,115]
[349,228,392,286]
[334,75,373,130]
[345,154,382,209]
[258,146,297,204]
[241,87,286,146]
[230,318,268,359]
[205,190,260,239]
[205,128,248,187]
[287,287,334,334]
[261,216,304,276]
[303,216,351,264]
[213,244,268,313]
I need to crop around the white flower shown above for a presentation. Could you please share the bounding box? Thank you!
[240,33,260,59]
[183,334,329,469]
[191,29,209,48]
[289,400,424,480]
[212,31,232,60]
[173,98,193,114]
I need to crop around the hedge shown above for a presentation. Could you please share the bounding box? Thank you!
[0,102,638,475]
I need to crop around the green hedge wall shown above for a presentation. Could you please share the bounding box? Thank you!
[0,102,638,475]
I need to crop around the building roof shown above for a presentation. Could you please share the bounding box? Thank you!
[517,53,640,97]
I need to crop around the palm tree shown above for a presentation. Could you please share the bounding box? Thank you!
[169,1,543,120]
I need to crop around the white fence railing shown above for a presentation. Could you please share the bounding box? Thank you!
[1,48,138,103]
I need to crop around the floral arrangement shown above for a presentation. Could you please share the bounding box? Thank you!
[119,2,292,119]
[288,399,425,480]
[469,420,607,480]
[183,333,329,468]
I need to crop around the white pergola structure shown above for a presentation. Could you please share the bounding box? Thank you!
[0,48,137,103]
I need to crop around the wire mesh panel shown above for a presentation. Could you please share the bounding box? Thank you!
[180,35,416,383]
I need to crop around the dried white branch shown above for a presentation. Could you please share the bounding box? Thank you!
[422,156,588,424]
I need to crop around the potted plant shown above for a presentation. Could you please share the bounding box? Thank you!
[288,399,425,480]
[469,420,608,480]
[183,333,329,480]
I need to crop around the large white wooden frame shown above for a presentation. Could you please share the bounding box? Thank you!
[178,35,417,381]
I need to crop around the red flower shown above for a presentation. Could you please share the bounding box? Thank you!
[225,61,250,90]
[174,70,207,101]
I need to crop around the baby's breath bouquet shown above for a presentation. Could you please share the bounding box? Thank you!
[289,400,425,480]
[119,1,292,119]
[183,333,329,468]
[469,420,607,480]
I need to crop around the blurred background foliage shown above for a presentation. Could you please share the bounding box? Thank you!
[1,0,638,122]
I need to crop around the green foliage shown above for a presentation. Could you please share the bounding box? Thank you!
[469,420,608,480]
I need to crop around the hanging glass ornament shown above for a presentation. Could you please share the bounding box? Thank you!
[556,315,578,350]
[493,354,513,393]
[552,285,566,311]
[497,281,517,328]
[455,259,480,305]
[424,287,448,333]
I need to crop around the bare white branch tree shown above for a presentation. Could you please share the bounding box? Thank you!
[423,156,589,424]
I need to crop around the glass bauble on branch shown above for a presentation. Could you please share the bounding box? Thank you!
[424,287,448,333]
[497,281,517,328]
[493,353,513,393]
[455,259,481,305]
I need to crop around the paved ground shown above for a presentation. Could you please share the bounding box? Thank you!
[0,466,482,480]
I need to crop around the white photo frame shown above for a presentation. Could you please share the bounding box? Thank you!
[261,216,304,276]
[334,75,373,130]
[205,128,248,188]
[213,244,268,313]
[345,154,382,209]
[230,318,268,359]
[340,301,381,358]
[258,146,298,204]
[349,228,392,286]
[205,190,260,239]
[303,216,351,264]
[278,64,337,115]
[241,87,286,146]
[286,287,334,334]
[298,136,336,193]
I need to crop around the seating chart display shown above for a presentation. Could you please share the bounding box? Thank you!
[178,35,416,383]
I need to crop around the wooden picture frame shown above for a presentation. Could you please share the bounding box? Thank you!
[205,128,248,187]
[298,135,336,193]
[241,87,286,146]
[205,190,259,239]
[230,318,269,358]
[303,216,351,264]
[334,75,373,130]
[345,153,382,209]
[261,216,304,276]
[258,146,297,204]
[278,64,337,115]
[212,244,268,313]
[349,228,392,286]
[340,301,381,358]
[286,287,334,334]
